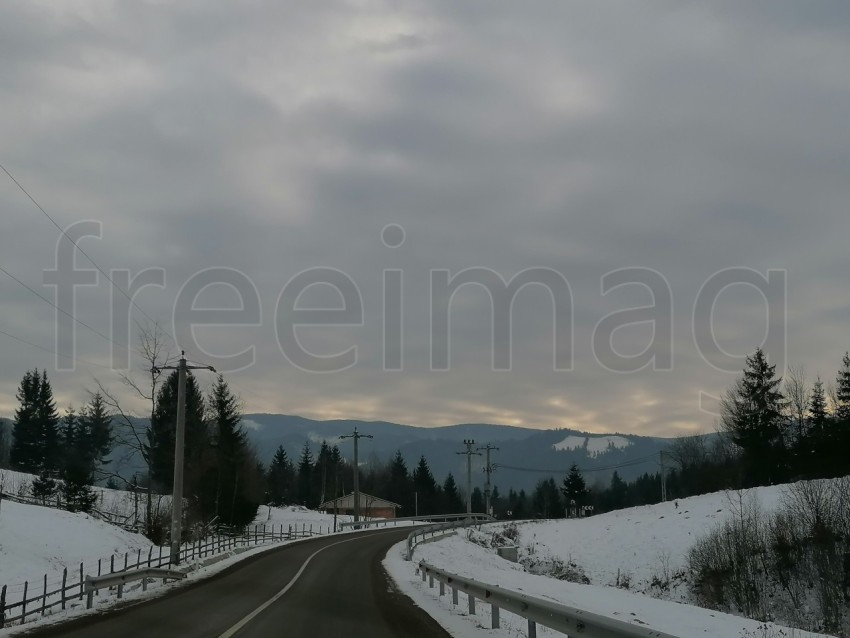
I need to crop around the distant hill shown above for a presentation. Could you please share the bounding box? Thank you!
[239,414,673,492]
[74,413,674,493]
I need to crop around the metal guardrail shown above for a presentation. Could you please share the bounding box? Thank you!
[417,561,679,638]
[84,569,185,608]
[339,512,492,530]
[405,515,494,560]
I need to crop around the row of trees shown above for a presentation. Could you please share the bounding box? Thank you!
[721,348,850,486]
[7,369,113,512]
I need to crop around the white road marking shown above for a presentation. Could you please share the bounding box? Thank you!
[217,529,400,638]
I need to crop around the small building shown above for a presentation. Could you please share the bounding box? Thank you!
[319,492,400,519]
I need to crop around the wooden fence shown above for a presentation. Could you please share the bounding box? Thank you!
[0,522,330,629]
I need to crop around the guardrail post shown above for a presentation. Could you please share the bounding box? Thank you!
[79,563,84,600]
[421,569,426,583]
[439,581,445,596]
[528,619,537,638]
[117,583,123,599]
[85,578,93,609]
[491,605,500,629]
[468,593,476,615]
[428,574,434,588]
[452,586,458,605]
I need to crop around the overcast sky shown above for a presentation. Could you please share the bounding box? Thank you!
[2,1,849,435]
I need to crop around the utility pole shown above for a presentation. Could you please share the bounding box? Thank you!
[477,444,499,517]
[456,440,481,515]
[660,450,667,502]
[154,352,215,565]
[339,427,373,525]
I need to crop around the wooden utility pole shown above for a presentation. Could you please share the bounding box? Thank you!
[153,352,215,565]
[457,440,481,514]
[340,427,373,524]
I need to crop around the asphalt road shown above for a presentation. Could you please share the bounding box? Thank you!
[25,528,449,638]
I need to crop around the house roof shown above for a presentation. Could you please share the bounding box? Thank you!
[318,492,400,510]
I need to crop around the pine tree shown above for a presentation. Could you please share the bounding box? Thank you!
[297,442,313,506]
[267,446,295,505]
[802,377,832,478]
[835,352,850,422]
[145,370,207,493]
[809,378,829,431]
[386,451,413,515]
[412,455,438,515]
[561,464,588,513]
[720,348,787,486]
[79,392,113,473]
[11,370,40,471]
[11,370,61,473]
[204,375,256,525]
[441,473,463,513]
[60,408,97,513]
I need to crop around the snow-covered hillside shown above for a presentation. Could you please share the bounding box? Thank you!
[386,481,842,638]
[551,434,632,456]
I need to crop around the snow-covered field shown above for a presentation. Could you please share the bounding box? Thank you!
[385,483,838,638]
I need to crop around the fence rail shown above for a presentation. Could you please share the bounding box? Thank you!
[406,516,494,560]
[339,512,493,530]
[0,522,329,629]
[417,561,679,638]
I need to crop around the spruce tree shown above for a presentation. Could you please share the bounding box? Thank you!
[804,378,831,477]
[296,442,313,506]
[267,446,295,505]
[79,392,113,474]
[205,375,256,525]
[60,408,97,513]
[11,370,40,471]
[720,348,787,486]
[386,451,412,515]
[441,473,463,513]
[835,352,850,422]
[561,463,588,512]
[36,370,61,472]
[145,370,207,493]
[412,455,438,515]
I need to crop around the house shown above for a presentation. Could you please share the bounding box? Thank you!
[318,492,400,519]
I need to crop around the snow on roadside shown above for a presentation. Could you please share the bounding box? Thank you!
[384,534,834,638]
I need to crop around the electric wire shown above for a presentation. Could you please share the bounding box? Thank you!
[0,162,171,339]
[493,453,659,475]
[0,326,114,371]
[0,264,127,349]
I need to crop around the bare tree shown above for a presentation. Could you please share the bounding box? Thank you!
[785,364,810,446]
[668,434,708,471]
[94,322,175,534]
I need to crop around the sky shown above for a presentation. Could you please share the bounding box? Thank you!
[1,1,849,436]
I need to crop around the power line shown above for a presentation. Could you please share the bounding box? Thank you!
[0,264,127,349]
[0,325,114,371]
[0,162,170,338]
[494,453,659,475]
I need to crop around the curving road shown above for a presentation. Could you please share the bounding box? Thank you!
[26,528,448,638]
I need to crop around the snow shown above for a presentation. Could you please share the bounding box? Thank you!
[0,469,363,631]
[384,483,839,638]
[505,485,786,600]
[385,535,831,638]
[552,434,632,456]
